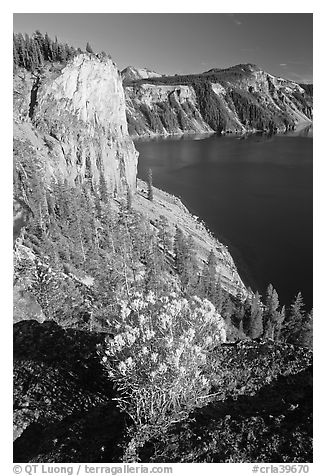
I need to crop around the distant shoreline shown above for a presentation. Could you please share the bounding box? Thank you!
[132,120,313,142]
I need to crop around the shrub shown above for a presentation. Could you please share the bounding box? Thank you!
[100,291,226,429]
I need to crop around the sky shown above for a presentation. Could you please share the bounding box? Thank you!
[13,12,313,82]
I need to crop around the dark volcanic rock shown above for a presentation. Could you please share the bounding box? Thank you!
[14,404,125,463]
[13,320,126,462]
[13,322,313,463]
[138,343,313,463]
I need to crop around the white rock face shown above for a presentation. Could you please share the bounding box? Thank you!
[123,65,312,137]
[128,83,197,107]
[31,54,138,193]
[125,83,214,136]
[121,66,162,82]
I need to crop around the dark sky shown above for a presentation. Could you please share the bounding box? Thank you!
[13,13,313,83]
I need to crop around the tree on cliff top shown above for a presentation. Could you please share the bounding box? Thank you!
[86,42,94,54]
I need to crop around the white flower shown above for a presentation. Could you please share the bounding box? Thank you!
[151,352,158,363]
[138,314,146,326]
[141,346,149,355]
[201,376,209,387]
[114,334,125,351]
[125,357,134,367]
[145,329,155,340]
[206,336,213,346]
[120,302,131,319]
[118,361,127,375]
[125,332,136,345]
[164,337,173,349]
[158,363,168,374]
[193,345,202,355]
[159,312,172,329]
[146,291,156,304]
[188,329,196,340]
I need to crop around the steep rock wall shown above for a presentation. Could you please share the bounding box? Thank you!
[13,54,138,193]
[121,66,162,82]
[124,64,313,137]
[125,83,214,137]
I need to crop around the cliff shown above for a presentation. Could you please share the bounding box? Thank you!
[121,66,162,82]
[13,43,312,465]
[13,54,138,193]
[133,180,247,300]
[13,53,248,302]
[124,63,313,137]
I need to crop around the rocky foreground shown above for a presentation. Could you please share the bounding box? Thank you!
[13,320,312,462]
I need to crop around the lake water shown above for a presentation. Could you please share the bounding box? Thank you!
[135,128,313,309]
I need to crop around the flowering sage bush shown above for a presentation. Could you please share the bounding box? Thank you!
[101,291,226,428]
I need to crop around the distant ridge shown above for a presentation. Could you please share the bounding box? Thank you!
[123,62,313,137]
[121,66,162,82]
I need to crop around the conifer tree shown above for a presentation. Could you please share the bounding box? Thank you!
[44,32,53,61]
[282,292,306,344]
[201,249,218,302]
[247,291,264,338]
[215,273,225,312]
[183,235,198,292]
[99,171,109,204]
[157,215,172,254]
[13,31,78,71]
[147,168,153,201]
[274,305,286,341]
[297,310,313,348]
[86,42,94,54]
[263,284,280,339]
[174,227,186,274]
[126,187,133,211]
[13,37,19,68]
[144,237,166,295]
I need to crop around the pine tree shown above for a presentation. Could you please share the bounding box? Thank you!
[183,235,198,292]
[33,30,45,58]
[157,215,172,254]
[57,43,67,62]
[174,227,185,274]
[99,171,109,204]
[147,168,153,201]
[201,249,217,302]
[282,292,306,344]
[144,237,166,295]
[247,291,264,338]
[126,187,133,211]
[44,32,53,61]
[263,284,280,339]
[215,273,225,312]
[297,310,313,348]
[86,42,94,54]
[274,305,285,341]
[52,36,59,60]
[13,31,78,71]
[13,36,19,68]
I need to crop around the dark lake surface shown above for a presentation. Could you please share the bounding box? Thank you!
[135,128,313,309]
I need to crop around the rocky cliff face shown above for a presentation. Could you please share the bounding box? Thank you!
[121,66,162,82]
[125,83,214,136]
[13,54,138,193]
[124,63,313,137]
